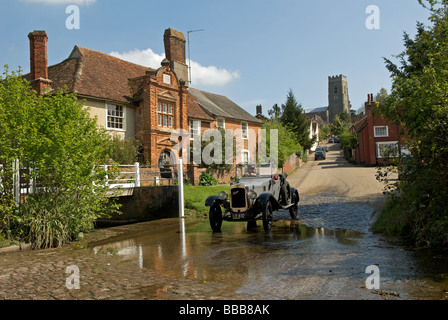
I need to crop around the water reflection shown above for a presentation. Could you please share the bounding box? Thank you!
[90,218,364,283]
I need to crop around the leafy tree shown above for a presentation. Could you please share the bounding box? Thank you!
[262,119,302,168]
[375,88,389,104]
[377,0,448,246]
[110,136,141,165]
[267,103,281,122]
[0,67,119,248]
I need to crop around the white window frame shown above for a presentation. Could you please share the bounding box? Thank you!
[106,104,125,131]
[241,122,248,140]
[241,149,250,164]
[376,141,398,158]
[158,101,174,128]
[189,120,201,140]
[374,126,389,137]
[217,118,225,129]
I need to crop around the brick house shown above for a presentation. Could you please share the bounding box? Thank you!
[25,29,262,181]
[351,94,408,166]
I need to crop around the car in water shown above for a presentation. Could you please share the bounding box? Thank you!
[205,164,300,232]
[314,150,326,160]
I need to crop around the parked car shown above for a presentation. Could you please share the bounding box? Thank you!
[324,145,329,152]
[333,137,340,143]
[314,150,326,160]
[205,164,300,232]
[328,138,334,143]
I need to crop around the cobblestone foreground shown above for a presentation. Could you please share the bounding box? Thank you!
[1,145,448,301]
[0,223,256,300]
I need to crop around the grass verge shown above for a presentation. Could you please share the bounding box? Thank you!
[184,184,230,217]
[372,197,410,238]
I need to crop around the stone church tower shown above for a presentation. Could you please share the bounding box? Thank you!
[328,75,350,122]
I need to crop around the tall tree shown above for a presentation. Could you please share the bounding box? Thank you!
[280,89,314,150]
[379,0,448,246]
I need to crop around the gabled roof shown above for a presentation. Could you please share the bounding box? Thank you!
[188,88,262,124]
[352,116,368,133]
[25,46,150,104]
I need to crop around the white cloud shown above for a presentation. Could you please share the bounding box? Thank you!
[189,60,240,87]
[21,0,96,5]
[109,48,165,70]
[109,48,240,87]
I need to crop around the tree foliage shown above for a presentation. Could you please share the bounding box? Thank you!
[377,0,448,247]
[280,90,315,151]
[262,119,303,168]
[0,67,119,248]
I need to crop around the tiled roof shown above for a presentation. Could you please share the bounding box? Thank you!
[25,46,150,104]
[186,90,214,121]
[188,88,262,124]
[24,45,258,126]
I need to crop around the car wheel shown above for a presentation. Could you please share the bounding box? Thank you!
[289,191,299,220]
[209,204,222,232]
[279,182,291,206]
[262,201,273,231]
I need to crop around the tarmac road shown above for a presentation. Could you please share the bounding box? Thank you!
[1,143,448,301]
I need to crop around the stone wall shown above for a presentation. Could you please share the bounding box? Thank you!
[96,186,179,227]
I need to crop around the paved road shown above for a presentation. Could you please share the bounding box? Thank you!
[1,144,448,301]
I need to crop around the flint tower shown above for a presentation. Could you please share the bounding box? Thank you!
[328,75,350,123]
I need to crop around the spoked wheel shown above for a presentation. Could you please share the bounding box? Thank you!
[209,204,223,232]
[262,201,273,231]
[289,191,299,220]
[279,182,291,206]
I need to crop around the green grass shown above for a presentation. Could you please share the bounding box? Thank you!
[183,184,230,217]
[372,198,410,237]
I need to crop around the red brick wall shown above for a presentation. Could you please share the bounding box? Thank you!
[28,31,51,94]
[164,28,186,64]
[134,64,188,167]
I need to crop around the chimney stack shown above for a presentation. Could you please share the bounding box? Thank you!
[28,30,51,94]
[163,28,188,86]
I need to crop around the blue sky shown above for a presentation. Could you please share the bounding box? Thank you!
[0,0,431,116]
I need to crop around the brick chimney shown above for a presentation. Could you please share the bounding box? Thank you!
[28,30,51,94]
[163,28,188,86]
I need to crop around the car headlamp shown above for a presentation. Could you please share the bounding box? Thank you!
[218,191,228,201]
[247,190,257,200]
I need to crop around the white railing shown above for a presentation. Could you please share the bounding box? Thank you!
[104,162,179,189]
[2,159,185,217]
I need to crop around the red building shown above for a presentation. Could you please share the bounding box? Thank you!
[24,29,261,175]
[351,94,408,166]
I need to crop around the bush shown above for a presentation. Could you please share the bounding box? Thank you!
[0,67,120,249]
[199,172,218,186]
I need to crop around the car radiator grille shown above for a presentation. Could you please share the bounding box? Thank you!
[231,188,246,208]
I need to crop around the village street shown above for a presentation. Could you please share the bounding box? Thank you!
[1,144,448,302]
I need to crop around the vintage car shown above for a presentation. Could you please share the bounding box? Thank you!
[205,164,300,232]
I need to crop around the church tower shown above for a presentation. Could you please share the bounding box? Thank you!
[328,75,350,123]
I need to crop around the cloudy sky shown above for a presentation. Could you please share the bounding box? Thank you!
[1,0,431,115]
